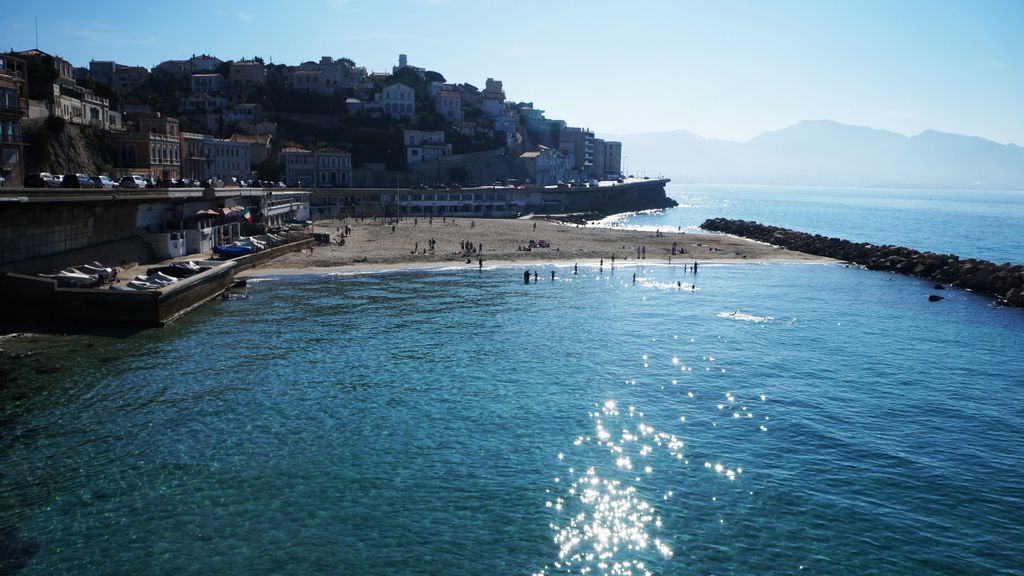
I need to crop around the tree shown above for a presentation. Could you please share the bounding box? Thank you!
[448,165,469,183]
[254,158,284,181]
[424,70,446,83]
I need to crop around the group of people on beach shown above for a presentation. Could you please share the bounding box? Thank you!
[459,240,482,256]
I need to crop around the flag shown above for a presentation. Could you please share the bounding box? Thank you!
[243,208,252,222]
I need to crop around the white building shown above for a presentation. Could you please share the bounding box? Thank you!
[224,103,263,125]
[404,130,452,167]
[202,137,251,180]
[286,57,367,94]
[434,90,463,122]
[183,93,228,113]
[314,147,352,188]
[493,115,516,146]
[519,146,571,185]
[375,82,415,119]
[280,146,314,187]
[190,73,224,93]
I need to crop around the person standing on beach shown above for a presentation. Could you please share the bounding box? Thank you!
[479,257,483,271]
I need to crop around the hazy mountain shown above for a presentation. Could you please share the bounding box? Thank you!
[605,120,1024,189]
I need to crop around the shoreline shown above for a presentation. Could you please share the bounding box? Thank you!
[248,216,835,275]
[241,257,838,278]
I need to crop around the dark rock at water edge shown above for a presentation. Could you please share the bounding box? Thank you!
[699,218,1024,308]
[0,527,41,575]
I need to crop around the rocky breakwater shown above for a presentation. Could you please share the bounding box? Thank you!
[700,218,1024,308]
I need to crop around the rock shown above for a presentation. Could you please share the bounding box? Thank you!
[699,218,1023,308]
[0,526,41,575]
[928,294,945,302]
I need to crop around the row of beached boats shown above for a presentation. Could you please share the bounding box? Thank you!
[212,233,287,258]
[38,262,117,288]
[110,260,212,291]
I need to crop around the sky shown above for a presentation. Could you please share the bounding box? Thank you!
[4,0,1023,145]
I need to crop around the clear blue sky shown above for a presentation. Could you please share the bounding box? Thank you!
[4,0,1023,144]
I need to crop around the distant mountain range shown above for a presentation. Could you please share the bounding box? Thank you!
[605,120,1024,189]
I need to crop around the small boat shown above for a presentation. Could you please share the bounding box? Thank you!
[39,270,100,288]
[213,243,254,258]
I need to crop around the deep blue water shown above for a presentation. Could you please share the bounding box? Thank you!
[602,183,1024,264]
[2,261,1024,575]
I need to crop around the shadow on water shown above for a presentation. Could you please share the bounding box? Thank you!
[0,526,40,576]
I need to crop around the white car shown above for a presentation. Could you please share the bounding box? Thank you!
[119,175,148,189]
[92,175,118,189]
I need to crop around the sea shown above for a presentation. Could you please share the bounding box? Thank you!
[2,183,1023,575]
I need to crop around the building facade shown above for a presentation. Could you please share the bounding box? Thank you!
[228,133,272,165]
[202,137,251,181]
[112,113,181,179]
[314,147,352,188]
[179,132,207,181]
[112,66,150,94]
[434,90,462,122]
[404,130,451,167]
[0,55,28,186]
[190,73,224,93]
[229,60,266,88]
[280,147,314,187]
[375,82,415,119]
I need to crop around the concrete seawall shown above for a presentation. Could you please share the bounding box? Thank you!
[0,238,314,327]
[700,218,1024,307]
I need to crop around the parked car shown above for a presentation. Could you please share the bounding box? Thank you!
[143,178,157,188]
[157,178,178,188]
[62,173,95,188]
[91,175,117,189]
[119,175,148,189]
[25,173,61,188]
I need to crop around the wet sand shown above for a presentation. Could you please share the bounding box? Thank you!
[245,216,833,276]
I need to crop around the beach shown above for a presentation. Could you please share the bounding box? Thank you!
[246,216,832,275]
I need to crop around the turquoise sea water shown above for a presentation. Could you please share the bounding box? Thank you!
[2,186,1024,575]
[604,183,1024,264]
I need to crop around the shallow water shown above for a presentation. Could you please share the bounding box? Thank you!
[3,263,1023,575]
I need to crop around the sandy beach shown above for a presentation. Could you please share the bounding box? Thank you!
[244,216,833,276]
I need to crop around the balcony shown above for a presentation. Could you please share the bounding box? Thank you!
[0,99,26,115]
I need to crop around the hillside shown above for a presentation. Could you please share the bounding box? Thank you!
[607,120,1024,189]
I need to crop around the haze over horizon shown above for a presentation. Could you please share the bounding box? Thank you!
[4,0,1023,146]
